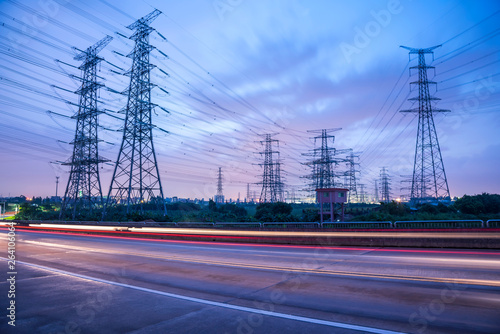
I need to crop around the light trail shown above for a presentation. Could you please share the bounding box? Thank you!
[3,226,500,256]
[16,238,500,288]
[22,223,500,239]
[0,257,408,334]
[3,222,500,332]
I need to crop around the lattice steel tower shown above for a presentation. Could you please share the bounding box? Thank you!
[346,151,360,203]
[246,183,251,203]
[359,183,367,203]
[215,167,224,204]
[400,45,451,204]
[303,128,341,190]
[380,167,391,203]
[374,180,379,203]
[259,134,284,203]
[106,10,166,214]
[61,36,112,219]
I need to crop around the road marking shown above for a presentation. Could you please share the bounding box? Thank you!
[18,240,500,287]
[0,257,405,334]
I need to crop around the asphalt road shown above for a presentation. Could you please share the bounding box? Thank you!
[1,228,499,333]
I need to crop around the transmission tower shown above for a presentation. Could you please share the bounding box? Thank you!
[214,167,224,204]
[302,128,343,191]
[246,183,252,203]
[290,187,297,204]
[55,176,60,198]
[345,151,360,203]
[60,36,113,219]
[374,180,379,203]
[400,45,451,204]
[359,183,367,203]
[259,134,284,203]
[106,10,166,214]
[380,167,391,203]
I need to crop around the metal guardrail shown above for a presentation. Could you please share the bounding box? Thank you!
[175,222,215,227]
[214,222,263,228]
[10,219,500,230]
[394,220,484,228]
[322,221,393,229]
[262,222,321,229]
[486,219,500,228]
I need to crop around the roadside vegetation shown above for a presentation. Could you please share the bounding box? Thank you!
[12,193,500,223]
[352,193,500,222]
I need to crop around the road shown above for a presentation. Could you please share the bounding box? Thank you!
[1,228,499,333]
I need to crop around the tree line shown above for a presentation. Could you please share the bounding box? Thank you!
[12,194,500,222]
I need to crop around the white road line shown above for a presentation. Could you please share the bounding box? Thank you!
[0,257,405,334]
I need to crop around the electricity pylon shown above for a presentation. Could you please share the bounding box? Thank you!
[302,128,341,191]
[374,179,379,203]
[60,36,112,219]
[215,167,224,204]
[380,167,391,203]
[259,133,284,203]
[359,183,367,203]
[400,45,451,204]
[106,10,166,214]
[345,151,360,203]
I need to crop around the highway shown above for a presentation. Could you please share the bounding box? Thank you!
[1,229,500,333]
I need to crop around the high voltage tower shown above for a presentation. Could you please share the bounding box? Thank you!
[215,167,224,204]
[345,151,360,203]
[106,10,166,214]
[259,134,284,203]
[359,183,367,203]
[303,129,344,191]
[60,36,113,219]
[380,167,391,203]
[400,45,451,204]
[374,180,379,203]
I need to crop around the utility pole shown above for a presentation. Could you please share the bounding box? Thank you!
[259,133,284,203]
[60,35,112,219]
[215,167,224,204]
[400,45,451,204]
[106,10,166,215]
[55,176,60,197]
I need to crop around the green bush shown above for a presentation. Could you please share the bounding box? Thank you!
[454,193,500,214]
[255,202,296,222]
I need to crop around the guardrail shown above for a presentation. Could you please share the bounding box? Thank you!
[393,220,484,229]
[8,219,500,229]
[262,222,321,229]
[486,219,500,228]
[322,221,392,229]
[175,222,215,228]
[214,222,263,228]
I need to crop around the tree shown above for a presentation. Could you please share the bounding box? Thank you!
[15,202,41,220]
[454,193,500,214]
[255,202,295,222]
[208,199,217,212]
[379,201,409,216]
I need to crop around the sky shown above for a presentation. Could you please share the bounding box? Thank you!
[0,0,499,202]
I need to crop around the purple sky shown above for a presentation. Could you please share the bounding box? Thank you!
[0,0,499,201]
